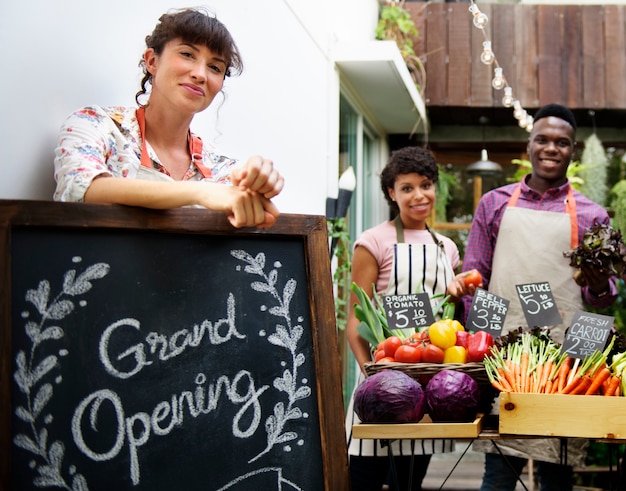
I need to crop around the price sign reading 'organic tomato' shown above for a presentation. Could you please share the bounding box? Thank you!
[516,281,562,328]
[382,293,435,331]
[465,288,509,338]
[561,311,614,359]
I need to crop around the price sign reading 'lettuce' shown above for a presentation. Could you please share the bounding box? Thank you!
[383,293,435,331]
[516,281,562,328]
[466,288,509,338]
[562,311,614,359]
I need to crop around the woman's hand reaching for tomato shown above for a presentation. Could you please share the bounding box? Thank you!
[446,269,483,300]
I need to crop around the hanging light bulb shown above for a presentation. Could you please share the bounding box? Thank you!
[469,3,488,29]
[502,87,514,107]
[517,111,530,127]
[522,115,534,132]
[492,67,505,90]
[480,41,495,65]
[513,100,525,120]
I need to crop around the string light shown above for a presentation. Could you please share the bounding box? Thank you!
[492,67,505,90]
[469,3,488,29]
[469,0,533,132]
[502,87,514,107]
[480,41,495,65]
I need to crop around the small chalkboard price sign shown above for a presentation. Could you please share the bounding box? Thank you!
[465,288,510,338]
[561,311,614,359]
[515,282,563,328]
[0,200,349,491]
[382,293,435,331]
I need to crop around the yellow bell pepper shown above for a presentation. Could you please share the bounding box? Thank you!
[443,345,468,364]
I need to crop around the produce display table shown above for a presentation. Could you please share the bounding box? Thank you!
[353,394,626,491]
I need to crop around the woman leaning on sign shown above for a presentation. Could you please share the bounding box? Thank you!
[53,7,283,229]
[345,146,479,491]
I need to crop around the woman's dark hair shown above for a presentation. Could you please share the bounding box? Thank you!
[380,146,438,215]
[135,7,243,105]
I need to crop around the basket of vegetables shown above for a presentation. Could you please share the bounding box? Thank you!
[352,283,497,413]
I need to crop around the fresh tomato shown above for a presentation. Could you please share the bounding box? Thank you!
[421,343,445,364]
[394,344,422,363]
[455,330,470,349]
[462,269,483,288]
[411,330,429,341]
[376,356,396,364]
[443,345,468,364]
[467,331,494,362]
[428,321,457,350]
[373,348,386,362]
[383,336,403,358]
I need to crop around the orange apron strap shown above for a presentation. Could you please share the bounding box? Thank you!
[507,183,578,248]
[564,187,578,248]
[135,106,213,179]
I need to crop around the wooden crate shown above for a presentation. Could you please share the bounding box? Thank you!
[353,414,484,440]
[499,393,626,440]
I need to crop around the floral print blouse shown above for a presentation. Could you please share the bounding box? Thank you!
[53,105,236,202]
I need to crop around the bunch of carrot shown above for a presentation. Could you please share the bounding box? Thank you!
[484,332,623,396]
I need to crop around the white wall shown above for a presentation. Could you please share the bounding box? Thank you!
[0,0,378,215]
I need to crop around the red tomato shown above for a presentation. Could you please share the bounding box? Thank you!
[394,344,422,363]
[376,356,396,364]
[383,336,403,358]
[421,344,445,364]
[411,330,429,341]
[374,348,386,362]
[463,269,483,288]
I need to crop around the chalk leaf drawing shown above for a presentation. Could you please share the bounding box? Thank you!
[231,250,311,464]
[13,259,110,490]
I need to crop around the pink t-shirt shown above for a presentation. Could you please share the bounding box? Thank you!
[354,220,460,294]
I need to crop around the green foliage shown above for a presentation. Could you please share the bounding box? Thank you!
[375,3,418,56]
[375,2,425,95]
[327,217,352,331]
[609,180,626,237]
[579,133,609,206]
[435,164,459,223]
[508,158,585,191]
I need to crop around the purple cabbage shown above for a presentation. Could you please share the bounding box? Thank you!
[425,369,480,422]
[354,370,425,423]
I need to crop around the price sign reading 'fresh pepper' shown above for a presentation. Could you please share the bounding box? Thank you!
[382,293,435,331]
[516,281,562,328]
[561,310,614,359]
[466,288,509,338]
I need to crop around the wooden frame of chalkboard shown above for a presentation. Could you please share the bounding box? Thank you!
[0,200,349,491]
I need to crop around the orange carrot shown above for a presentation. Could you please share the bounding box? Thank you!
[560,368,583,394]
[557,357,573,392]
[604,375,621,396]
[497,367,515,391]
[520,351,529,392]
[491,380,511,392]
[533,364,543,393]
[539,360,553,393]
[570,376,593,395]
[585,366,611,395]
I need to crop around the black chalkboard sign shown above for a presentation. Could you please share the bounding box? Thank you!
[382,293,435,331]
[515,281,562,328]
[561,310,614,359]
[465,288,509,338]
[0,200,349,491]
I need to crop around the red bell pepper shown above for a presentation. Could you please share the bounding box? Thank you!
[455,331,470,349]
[467,331,494,362]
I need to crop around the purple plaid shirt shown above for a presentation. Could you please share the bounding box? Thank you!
[461,176,617,321]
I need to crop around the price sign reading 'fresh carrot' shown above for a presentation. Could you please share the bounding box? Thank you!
[562,311,614,359]
[382,293,435,331]
[515,281,562,328]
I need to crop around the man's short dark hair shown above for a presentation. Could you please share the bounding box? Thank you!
[533,104,577,133]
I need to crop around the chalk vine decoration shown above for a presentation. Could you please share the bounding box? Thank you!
[231,249,311,464]
[13,258,110,490]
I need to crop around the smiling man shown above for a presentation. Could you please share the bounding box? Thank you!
[461,104,619,490]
